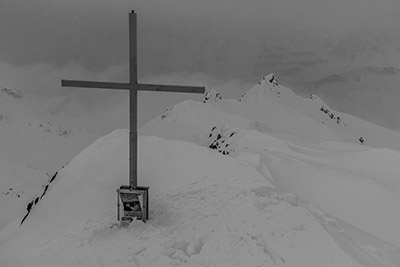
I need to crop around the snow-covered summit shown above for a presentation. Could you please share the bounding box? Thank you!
[239,73,279,101]
[143,73,400,149]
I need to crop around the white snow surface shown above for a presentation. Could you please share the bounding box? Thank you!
[0,160,49,230]
[1,74,400,266]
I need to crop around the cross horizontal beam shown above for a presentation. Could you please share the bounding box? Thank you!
[62,79,205,94]
[138,84,205,94]
[62,80,130,90]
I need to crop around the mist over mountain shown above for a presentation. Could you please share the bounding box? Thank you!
[0,85,103,174]
[0,85,107,230]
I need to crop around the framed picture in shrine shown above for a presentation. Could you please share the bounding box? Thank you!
[117,186,149,223]
[119,190,142,219]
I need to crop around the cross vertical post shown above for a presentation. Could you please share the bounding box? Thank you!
[61,10,205,223]
[129,11,138,190]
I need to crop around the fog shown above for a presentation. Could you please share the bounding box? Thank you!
[1,0,400,130]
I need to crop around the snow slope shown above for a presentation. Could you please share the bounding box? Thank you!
[0,131,367,267]
[1,75,400,266]
[0,160,49,230]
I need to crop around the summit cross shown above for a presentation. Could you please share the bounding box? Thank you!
[62,10,205,191]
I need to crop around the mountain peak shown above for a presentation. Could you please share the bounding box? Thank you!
[239,73,280,102]
[260,73,279,87]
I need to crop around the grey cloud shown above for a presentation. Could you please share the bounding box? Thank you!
[1,0,398,73]
[1,0,400,130]
[0,0,133,69]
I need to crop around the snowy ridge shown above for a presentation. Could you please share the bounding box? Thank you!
[20,169,62,225]
[142,99,255,143]
[143,73,400,148]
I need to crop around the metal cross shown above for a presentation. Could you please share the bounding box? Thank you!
[62,10,205,190]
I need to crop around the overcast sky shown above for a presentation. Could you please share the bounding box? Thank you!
[1,0,400,131]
